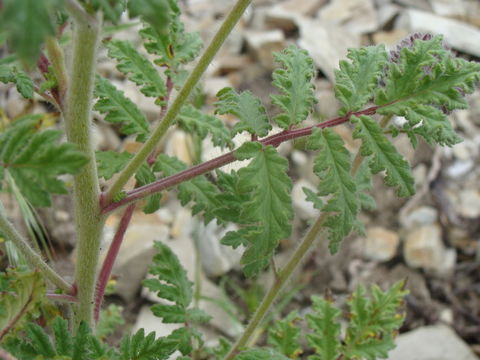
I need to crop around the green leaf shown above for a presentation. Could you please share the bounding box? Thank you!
[0,65,34,99]
[307,128,358,253]
[143,241,193,315]
[0,116,90,207]
[236,348,291,360]
[268,311,303,358]
[376,35,480,147]
[352,115,415,197]
[154,155,220,223]
[302,187,323,210]
[52,317,72,356]
[177,105,233,149]
[271,45,316,129]
[119,328,177,360]
[231,142,293,276]
[106,40,166,102]
[0,0,61,64]
[215,87,271,137]
[128,0,178,37]
[213,170,250,224]
[343,281,408,360]
[94,76,150,140]
[135,163,162,214]
[335,45,388,114]
[85,0,126,24]
[25,322,56,358]
[306,296,341,360]
[96,304,125,340]
[354,159,376,211]
[140,19,202,71]
[96,151,133,180]
[0,271,45,343]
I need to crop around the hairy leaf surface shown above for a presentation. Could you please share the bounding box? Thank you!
[215,87,271,137]
[228,142,293,276]
[95,76,150,140]
[352,115,415,197]
[119,328,177,360]
[307,128,358,253]
[335,45,388,114]
[177,105,233,149]
[96,151,133,180]
[0,65,34,99]
[106,40,166,101]
[83,0,126,23]
[268,311,302,358]
[128,0,179,37]
[236,348,291,360]
[0,117,89,207]
[271,46,316,128]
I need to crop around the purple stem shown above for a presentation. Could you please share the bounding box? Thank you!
[101,104,380,214]
[94,203,136,322]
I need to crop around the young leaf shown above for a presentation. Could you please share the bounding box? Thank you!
[154,155,220,223]
[0,271,45,342]
[0,65,34,99]
[307,128,358,254]
[352,115,415,197]
[214,170,250,224]
[236,348,291,360]
[96,151,133,180]
[177,104,233,149]
[0,0,61,64]
[271,45,316,129]
[229,142,293,276]
[0,117,89,207]
[376,35,480,147]
[106,40,166,102]
[343,281,408,360]
[128,0,178,37]
[335,45,388,114]
[52,317,72,356]
[94,76,150,141]
[215,87,271,137]
[268,311,303,358]
[119,328,178,360]
[306,296,342,360]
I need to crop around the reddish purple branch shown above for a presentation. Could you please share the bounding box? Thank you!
[101,104,380,215]
[94,203,136,322]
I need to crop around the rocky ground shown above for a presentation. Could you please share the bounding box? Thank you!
[1,0,480,359]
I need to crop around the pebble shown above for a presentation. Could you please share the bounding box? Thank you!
[400,206,438,229]
[292,179,320,220]
[317,0,379,34]
[244,29,286,70]
[362,226,400,262]
[387,325,478,360]
[403,224,456,276]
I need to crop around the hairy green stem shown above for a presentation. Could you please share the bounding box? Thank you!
[224,214,327,360]
[105,0,252,203]
[63,14,103,326]
[64,0,95,26]
[0,202,71,292]
[46,37,68,103]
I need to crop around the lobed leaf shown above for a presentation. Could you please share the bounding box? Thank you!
[96,151,133,181]
[226,142,293,276]
[128,0,179,37]
[215,87,271,137]
[0,65,34,99]
[306,296,342,360]
[307,128,358,253]
[376,35,480,147]
[94,76,150,141]
[352,115,415,197]
[83,0,126,23]
[268,311,303,358]
[236,348,291,360]
[119,328,177,360]
[135,163,162,214]
[106,40,166,102]
[271,45,317,129]
[154,154,220,223]
[0,116,89,207]
[177,105,233,149]
[335,45,388,114]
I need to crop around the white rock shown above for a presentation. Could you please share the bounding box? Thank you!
[429,0,466,17]
[104,218,170,301]
[457,189,480,218]
[400,206,438,228]
[297,18,360,81]
[387,324,478,360]
[397,9,480,58]
[274,0,326,17]
[265,3,304,31]
[292,179,319,220]
[195,220,243,277]
[446,159,474,179]
[317,0,379,34]
[203,76,232,100]
[244,29,285,70]
[377,3,401,29]
[403,224,456,276]
[362,227,400,262]
[164,130,195,166]
[394,0,432,11]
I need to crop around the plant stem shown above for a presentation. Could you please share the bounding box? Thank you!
[94,203,135,322]
[63,14,103,326]
[102,104,380,214]
[46,37,68,103]
[0,202,72,293]
[105,0,252,203]
[64,0,95,26]
[223,214,327,360]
